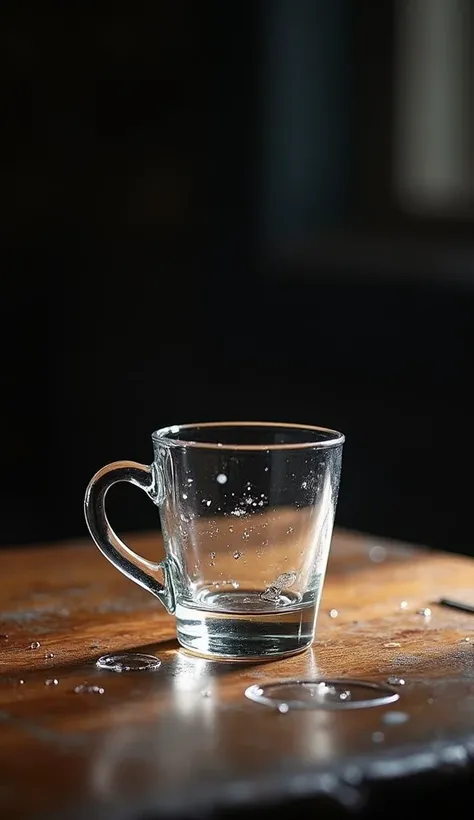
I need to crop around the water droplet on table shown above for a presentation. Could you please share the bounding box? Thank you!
[329,609,339,618]
[45,679,59,686]
[382,711,409,725]
[384,642,401,648]
[386,676,405,686]
[400,601,408,609]
[0,634,8,640]
[216,473,227,484]
[245,679,399,711]
[417,608,431,617]
[29,641,40,650]
[233,551,242,560]
[278,703,289,714]
[369,545,387,562]
[74,684,105,694]
[96,653,161,673]
[44,652,54,659]
[18,679,25,685]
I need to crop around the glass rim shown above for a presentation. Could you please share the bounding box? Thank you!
[152,421,345,452]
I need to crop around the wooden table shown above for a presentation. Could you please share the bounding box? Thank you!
[2,529,474,819]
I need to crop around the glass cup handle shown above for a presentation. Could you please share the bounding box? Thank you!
[84,460,175,613]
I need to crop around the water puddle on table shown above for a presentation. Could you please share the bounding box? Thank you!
[245,679,400,711]
[95,653,162,673]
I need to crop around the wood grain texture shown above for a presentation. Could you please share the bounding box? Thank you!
[2,529,474,819]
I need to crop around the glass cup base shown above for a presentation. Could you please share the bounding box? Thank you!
[175,595,317,660]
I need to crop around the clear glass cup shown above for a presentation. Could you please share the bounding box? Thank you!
[84,421,344,660]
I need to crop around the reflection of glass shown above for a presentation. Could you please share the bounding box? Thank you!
[85,422,344,660]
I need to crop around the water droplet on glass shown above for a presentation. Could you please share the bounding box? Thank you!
[329,609,339,619]
[206,500,212,507]
[182,493,188,500]
[187,478,193,484]
[278,703,289,714]
[384,642,401,648]
[387,676,405,686]
[19,679,25,685]
[242,531,250,540]
[372,731,385,743]
[216,474,227,485]
[231,581,240,589]
[382,711,409,725]
[96,653,161,673]
[245,679,399,710]
[260,586,280,602]
[286,526,294,534]
[210,551,216,559]
[229,526,234,533]
[264,466,269,472]
[400,601,408,609]
[369,545,387,563]
[233,551,242,560]
[417,608,431,617]
[275,572,297,588]
[29,641,40,650]
[74,684,105,694]
[209,562,215,567]
[45,679,59,686]
[301,481,307,489]
[260,571,296,603]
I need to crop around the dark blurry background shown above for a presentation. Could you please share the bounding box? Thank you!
[2,1,473,553]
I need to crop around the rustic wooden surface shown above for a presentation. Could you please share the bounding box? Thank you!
[2,529,474,819]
